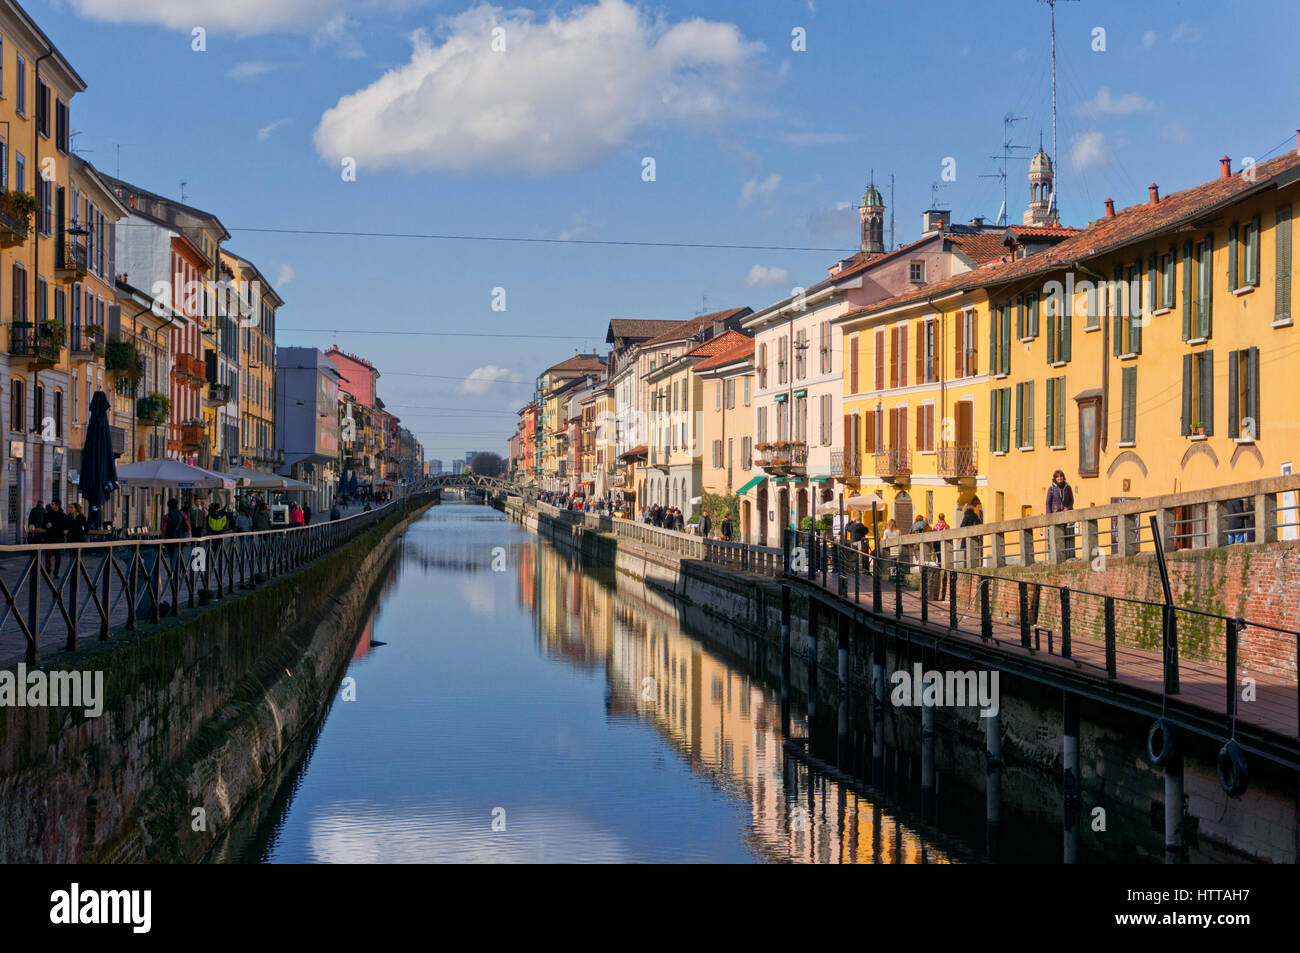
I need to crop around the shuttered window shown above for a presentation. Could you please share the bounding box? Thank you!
[1015,380,1035,450]
[1180,350,1215,435]
[1160,248,1175,310]
[1026,291,1039,338]
[874,329,885,390]
[1196,236,1213,339]
[898,324,908,387]
[849,334,859,394]
[989,386,1011,453]
[1045,376,1066,447]
[1227,347,1260,440]
[1120,366,1137,444]
[915,403,935,452]
[1278,206,1293,324]
[864,408,876,451]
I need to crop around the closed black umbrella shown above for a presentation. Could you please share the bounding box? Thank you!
[79,390,118,530]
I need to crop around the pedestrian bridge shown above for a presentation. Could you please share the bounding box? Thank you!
[428,473,520,494]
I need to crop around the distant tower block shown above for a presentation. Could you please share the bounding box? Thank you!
[1024,147,1060,225]
[860,180,886,253]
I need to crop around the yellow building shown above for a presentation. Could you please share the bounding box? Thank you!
[220,249,282,473]
[691,331,757,536]
[840,147,1300,539]
[0,4,87,531]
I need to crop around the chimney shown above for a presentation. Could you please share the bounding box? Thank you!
[922,209,951,234]
[969,216,985,228]
[1148,184,1160,205]
[1296,128,1299,154]
[1220,156,1232,180]
[1104,198,1115,218]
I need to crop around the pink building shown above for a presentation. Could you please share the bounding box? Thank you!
[325,347,380,408]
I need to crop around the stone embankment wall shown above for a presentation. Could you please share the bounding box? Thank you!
[0,501,433,863]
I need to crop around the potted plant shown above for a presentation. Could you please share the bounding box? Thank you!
[0,190,41,229]
[1190,420,1204,436]
[39,318,66,348]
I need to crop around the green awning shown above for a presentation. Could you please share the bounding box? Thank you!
[772,393,788,402]
[736,475,766,495]
[793,389,807,398]
[808,475,830,483]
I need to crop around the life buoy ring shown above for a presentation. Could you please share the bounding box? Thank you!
[1217,740,1249,797]
[1147,718,1177,766]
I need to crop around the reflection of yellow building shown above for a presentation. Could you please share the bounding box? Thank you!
[693,333,759,536]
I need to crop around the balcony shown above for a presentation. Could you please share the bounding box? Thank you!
[8,323,60,366]
[204,382,232,406]
[172,354,206,382]
[70,324,103,360]
[830,449,860,478]
[873,447,912,482]
[56,237,90,280]
[178,423,204,450]
[755,441,808,476]
[0,203,30,249]
[937,442,978,482]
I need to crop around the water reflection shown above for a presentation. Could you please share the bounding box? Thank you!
[236,503,966,864]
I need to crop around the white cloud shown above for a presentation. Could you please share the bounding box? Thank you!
[806,201,857,243]
[1070,131,1108,171]
[739,173,781,206]
[313,0,761,174]
[313,13,366,58]
[1171,22,1201,43]
[68,0,345,33]
[460,365,514,394]
[229,61,274,80]
[781,131,853,147]
[275,263,296,288]
[1077,87,1155,117]
[1141,31,1156,50]
[745,264,789,287]
[257,118,291,142]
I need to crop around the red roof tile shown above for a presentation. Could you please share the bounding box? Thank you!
[691,332,755,371]
[606,318,682,343]
[547,354,607,373]
[642,307,752,346]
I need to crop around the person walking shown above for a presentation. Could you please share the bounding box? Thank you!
[189,497,206,539]
[27,499,45,545]
[959,497,984,568]
[908,513,929,571]
[289,502,305,526]
[252,500,271,532]
[234,503,253,532]
[933,513,950,531]
[303,503,313,525]
[43,501,68,577]
[66,503,88,544]
[1046,469,1076,558]
[700,511,712,539]
[720,513,733,541]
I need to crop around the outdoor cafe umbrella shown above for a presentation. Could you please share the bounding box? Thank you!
[116,459,237,490]
[77,390,118,530]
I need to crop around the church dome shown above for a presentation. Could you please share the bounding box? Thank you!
[1029,149,1053,175]
[861,184,884,209]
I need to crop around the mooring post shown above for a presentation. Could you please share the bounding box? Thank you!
[838,613,850,769]
[985,706,1002,861]
[921,648,936,820]
[780,583,792,739]
[1063,691,1080,864]
[872,629,886,787]
[807,597,820,739]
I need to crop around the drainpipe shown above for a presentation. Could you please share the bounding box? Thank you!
[33,48,53,510]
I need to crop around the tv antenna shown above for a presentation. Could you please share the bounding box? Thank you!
[180,180,189,203]
[1039,0,1078,214]
[980,113,1030,225]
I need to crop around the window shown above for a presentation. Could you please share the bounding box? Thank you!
[1113,263,1142,355]
[1078,395,1101,477]
[33,383,43,434]
[955,309,977,376]
[743,376,750,406]
[990,302,1011,376]
[1160,248,1176,310]
[910,260,925,283]
[1045,376,1066,447]
[55,98,69,153]
[11,263,26,322]
[38,177,51,235]
[795,329,807,379]
[757,343,767,388]
[890,324,908,387]
[14,151,23,193]
[873,329,885,389]
[915,403,935,452]
[849,333,859,394]
[819,320,831,373]
[777,334,787,384]
[821,393,832,445]
[15,55,24,117]
[1228,347,1260,440]
[917,317,938,383]
[36,80,49,137]
[715,381,722,412]
[53,390,62,439]
[888,405,908,451]
[1181,350,1214,435]
[989,386,1011,453]
[9,379,23,432]
[1120,366,1137,444]
[1183,236,1213,340]
[1047,288,1072,364]
[1229,217,1261,291]
[726,378,736,410]
[1015,380,1035,449]
[757,405,767,443]
[1017,292,1041,339]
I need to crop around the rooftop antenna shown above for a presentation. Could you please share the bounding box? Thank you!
[980,113,1030,225]
[1039,0,1078,215]
[180,180,189,203]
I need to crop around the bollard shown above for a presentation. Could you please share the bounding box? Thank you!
[1063,692,1080,864]
[985,708,1002,861]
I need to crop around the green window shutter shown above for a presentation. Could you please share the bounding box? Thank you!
[1182,241,1193,340]
[1046,378,1055,445]
[1200,235,1213,338]
[1276,206,1292,322]
[1148,254,1158,313]
[1029,291,1039,337]
[1027,380,1035,448]
[1228,223,1239,292]
[1002,304,1011,374]
[1120,366,1135,443]
[989,308,998,376]
[990,389,997,446]
[1112,265,1123,355]
[1061,311,1071,363]
[1015,383,1023,449]
[1181,353,1192,435]
[1001,388,1011,453]
[1016,295,1024,339]
[1046,303,1056,362]
[1247,216,1260,286]
[1054,379,1065,447]
[1227,350,1239,438]
[1131,269,1142,353]
[1200,350,1214,436]
[1247,346,1260,438]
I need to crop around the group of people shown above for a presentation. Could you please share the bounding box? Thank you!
[26,500,90,574]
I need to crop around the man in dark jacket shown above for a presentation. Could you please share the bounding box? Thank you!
[700,512,712,538]
[720,514,733,541]
[43,501,68,575]
[27,500,45,544]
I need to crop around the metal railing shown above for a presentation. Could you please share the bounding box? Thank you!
[937,442,978,479]
[873,447,912,478]
[782,527,1300,739]
[0,482,437,668]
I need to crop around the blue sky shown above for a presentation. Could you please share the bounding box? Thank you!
[37,0,1300,458]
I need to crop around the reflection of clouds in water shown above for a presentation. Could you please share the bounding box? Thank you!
[308,802,631,863]
[457,575,505,615]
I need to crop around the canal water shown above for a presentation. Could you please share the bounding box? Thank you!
[229,502,979,864]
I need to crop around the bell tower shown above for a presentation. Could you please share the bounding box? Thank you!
[1024,141,1059,226]
[859,177,885,254]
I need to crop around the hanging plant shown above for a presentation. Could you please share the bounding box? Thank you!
[0,190,41,228]
[136,392,171,426]
[106,340,145,384]
[40,318,67,348]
